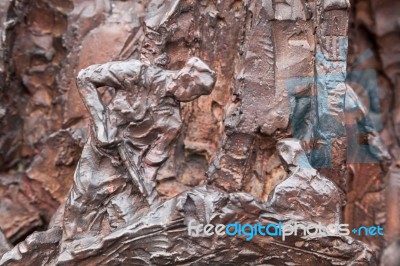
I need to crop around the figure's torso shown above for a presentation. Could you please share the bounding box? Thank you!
[106,79,181,146]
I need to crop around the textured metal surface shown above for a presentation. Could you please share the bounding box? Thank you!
[0,0,399,264]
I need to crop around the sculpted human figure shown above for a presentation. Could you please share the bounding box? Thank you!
[62,58,216,240]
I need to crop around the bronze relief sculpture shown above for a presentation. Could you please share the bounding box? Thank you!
[0,57,376,265]
[64,57,216,239]
[0,0,399,265]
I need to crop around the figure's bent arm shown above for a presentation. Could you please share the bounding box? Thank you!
[76,60,143,143]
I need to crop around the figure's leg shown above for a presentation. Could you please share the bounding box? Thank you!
[118,142,160,205]
[126,115,181,205]
[144,114,182,166]
[63,136,127,240]
[106,183,148,228]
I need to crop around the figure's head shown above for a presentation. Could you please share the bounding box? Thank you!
[169,57,216,102]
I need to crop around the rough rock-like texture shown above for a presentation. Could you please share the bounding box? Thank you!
[0,0,399,265]
[1,186,377,265]
[0,0,148,244]
[344,0,400,259]
[267,139,342,225]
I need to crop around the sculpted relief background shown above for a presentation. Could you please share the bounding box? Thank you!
[0,0,399,265]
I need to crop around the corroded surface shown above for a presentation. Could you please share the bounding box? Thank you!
[0,0,399,265]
